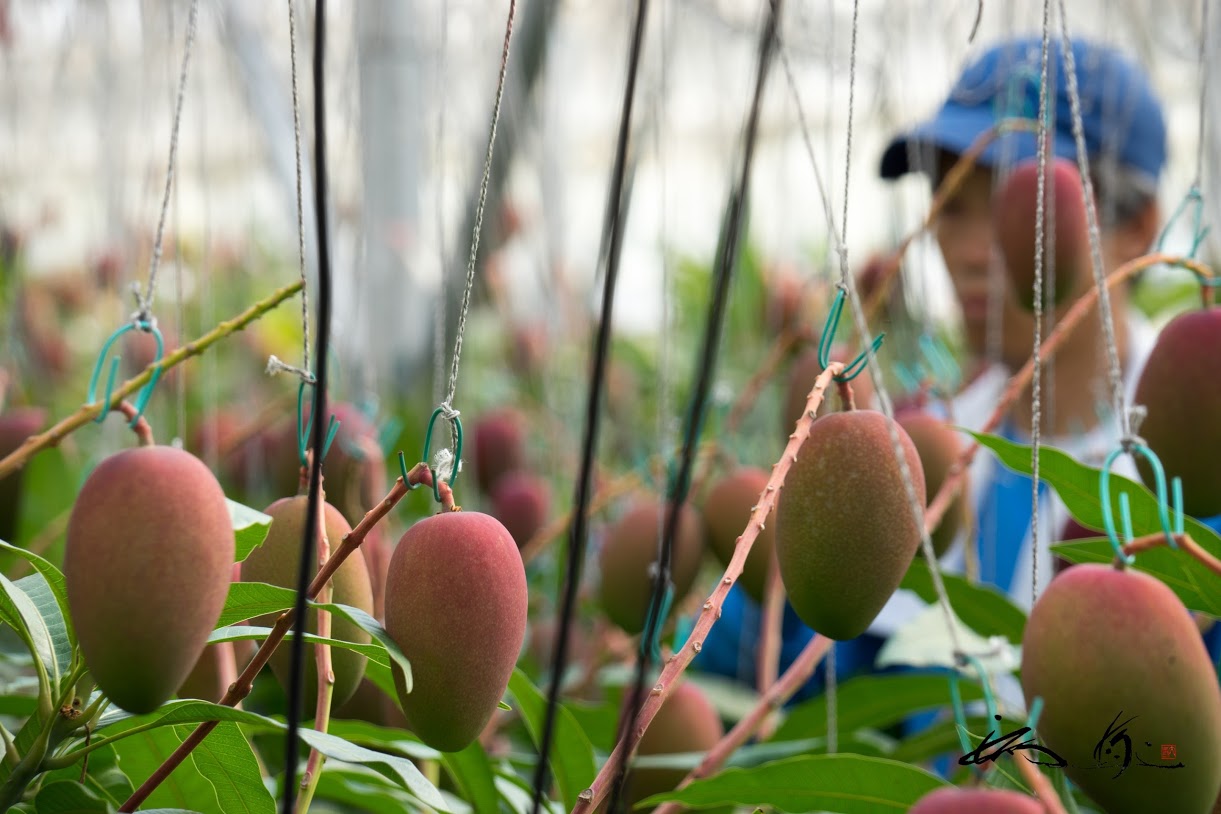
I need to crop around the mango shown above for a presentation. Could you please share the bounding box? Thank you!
[489,469,551,549]
[611,681,726,813]
[701,466,775,605]
[1021,563,1221,814]
[597,498,706,636]
[471,408,527,495]
[895,409,968,559]
[993,156,1090,310]
[775,410,926,640]
[1132,306,1221,517]
[909,787,1043,813]
[65,445,233,714]
[240,495,374,708]
[383,510,528,752]
[0,407,46,542]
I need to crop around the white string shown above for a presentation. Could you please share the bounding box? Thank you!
[1028,0,1053,607]
[133,0,199,327]
[267,0,314,387]
[1054,4,1132,442]
[1195,0,1210,190]
[433,0,450,409]
[443,0,517,413]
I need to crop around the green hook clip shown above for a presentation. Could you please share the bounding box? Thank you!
[1098,442,1183,565]
[295,380,341,469]
[918,333,961,393]
[639,572,675,666]
[948,652,1000,773]
[817,285,885,383]
[87,319,165,427]
[1156,185,1210,262]
[420,405,463,503]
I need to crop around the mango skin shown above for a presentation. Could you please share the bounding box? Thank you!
[384,511,528,752]
[65,446,234,714]
[616,681,726,813]
[240,495,374,708]
[775,410,926,640]
[471,408,527,495]
[597,498,706,636]
[1133,307,1221,517]
[909,787,1043,813]
[489,469,551,549]
[0,407,46,542]
[701,467,775,605]
[895,409,968,559]
[1021,564,1221,814]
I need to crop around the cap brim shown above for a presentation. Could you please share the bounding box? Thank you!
[879,103,1075,180]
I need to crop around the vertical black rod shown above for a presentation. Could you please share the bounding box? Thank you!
[529,1,652,811]
[283,1,330,811]
[605,2,781,812]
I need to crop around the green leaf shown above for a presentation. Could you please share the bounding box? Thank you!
[0,539,74,646]
[212,586,412,692]
[440,739,500,814]
[639,753,951,811]
[92,700,450,811]
[506,668,596,810]
[632,733,891,772]
[206,625,389,668]
[15,572,73,690]
[109,725,223,813]
[41,743,134,806]
[312,765,428,814]
[891,715,1025,765]
[770,673,984,743]
[323,719,440,762]
[899,558,1028,643]
[228,500,272,563]
[968,430,1221,616]
[31,779,112,812]
[183,721,274,814]
[0,571,60,692]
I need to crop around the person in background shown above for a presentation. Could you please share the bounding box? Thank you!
[689,33,1220,727]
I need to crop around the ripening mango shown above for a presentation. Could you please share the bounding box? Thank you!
[909,787,1044,813]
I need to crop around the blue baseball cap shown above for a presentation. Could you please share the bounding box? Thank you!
[879,36,1166,188]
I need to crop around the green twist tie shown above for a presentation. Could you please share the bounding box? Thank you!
[949,652,1000,774]
[817,285,885,383]
[87,319,165,428]
[295,380,341,469]
[420,405,464,503]
[1098,442,1182,564]
[1156,185,1210,262]
[639,576,675,666]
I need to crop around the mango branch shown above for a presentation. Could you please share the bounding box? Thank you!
[1118,531,1221,578]
[1011,750,1069,814]
[924,253,1216,538]
[0,280,304,481]
[118,462,433,812]
[295,488,335,814]
[570,361,844,814]
[652,633,834,814]
[862,117,1041,323]
[756,556,785,696]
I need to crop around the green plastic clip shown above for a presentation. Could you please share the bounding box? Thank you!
[639,576,675,666]
[87,319,164,428]
[420,405,464,503]
[1098,441,1183,565]
[295,380,341,468]
[817,285,885,383]
[948,651,1000,772]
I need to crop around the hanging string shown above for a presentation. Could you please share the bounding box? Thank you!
[1195,0,1209,192]
[439,0,517,427]
[433,1,450,409]
[132,0,199,327]
[1028,0,1053,607]
[281,0,333,809]
[606,2,782,812]
[266,0,315,386]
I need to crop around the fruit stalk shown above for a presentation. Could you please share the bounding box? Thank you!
[119,463,431,812]
[923,253,1215,539]
[569,361,844,814]
[756,556,785,695]
[0,279,304,481]
[113,401,155,447]
[652,633,834,814]
[295,494,335,814]
[1010,750,1068,814]
[1119,530,1221,577]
